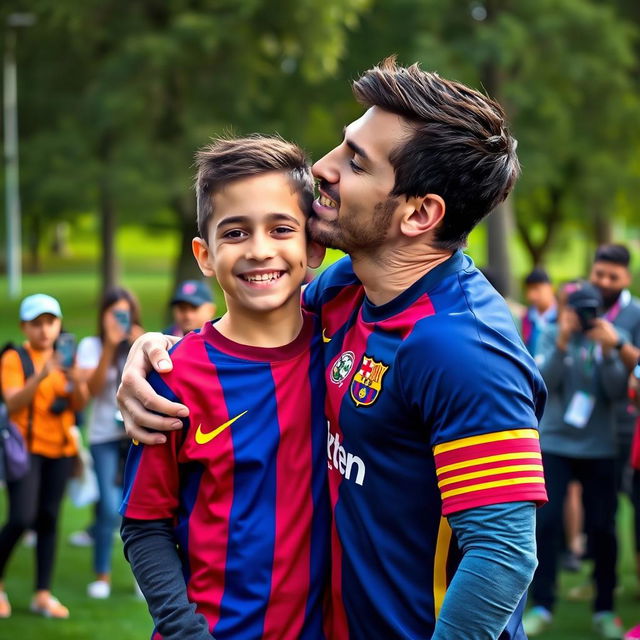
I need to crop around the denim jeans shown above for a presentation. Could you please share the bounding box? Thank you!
[89,440,123,575]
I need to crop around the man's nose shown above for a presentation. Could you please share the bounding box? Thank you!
[312,148,340,183]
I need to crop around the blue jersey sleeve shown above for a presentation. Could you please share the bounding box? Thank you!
[397,313,548,515]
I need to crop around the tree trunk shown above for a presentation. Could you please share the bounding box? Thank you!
[172,195,201,291]
[26,213,41,273]
[593,211,612,246]
[486,199,515,297]
[480,0,516,298]
[98,135,118,293]
[100,177,118,292]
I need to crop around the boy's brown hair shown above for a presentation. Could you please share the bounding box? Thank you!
[195,135,314,240]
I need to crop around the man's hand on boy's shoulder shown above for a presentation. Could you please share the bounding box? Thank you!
[116,332,188,446]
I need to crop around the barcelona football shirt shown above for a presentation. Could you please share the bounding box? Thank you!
[303,250,548,640]
[120,311,330,640]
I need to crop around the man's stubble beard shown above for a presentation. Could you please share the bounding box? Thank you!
[308,196,398,255]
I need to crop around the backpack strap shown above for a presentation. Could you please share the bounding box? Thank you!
[14,346,35,448]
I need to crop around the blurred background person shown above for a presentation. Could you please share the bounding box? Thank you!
[524,281,631,639]
[590,245,640,580]
[0,294,88,619]
[521,267,557,359]
[162,280,215,337]
[75,287,143,599]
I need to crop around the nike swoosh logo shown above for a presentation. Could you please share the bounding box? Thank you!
[322,329,332,343]
[195,410,248,445]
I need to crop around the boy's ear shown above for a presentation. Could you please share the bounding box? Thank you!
[306,240,326,269]
[192,237,215,277]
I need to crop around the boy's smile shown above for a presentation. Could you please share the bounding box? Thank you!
[193,171,313,320]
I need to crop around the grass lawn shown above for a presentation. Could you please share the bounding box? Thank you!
[0,493,637,638]
[1,222,640,637]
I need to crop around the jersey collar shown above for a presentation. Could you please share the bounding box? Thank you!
[362,250,465,323]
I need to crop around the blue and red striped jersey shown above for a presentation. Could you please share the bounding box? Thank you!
[120,311,330,640]
[303,251,548,640]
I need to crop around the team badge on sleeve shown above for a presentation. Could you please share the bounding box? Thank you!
[350,355,389,407]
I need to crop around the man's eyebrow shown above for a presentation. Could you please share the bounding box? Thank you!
[343,126,370,161]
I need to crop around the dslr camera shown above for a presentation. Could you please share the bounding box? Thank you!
[567,282,603,333]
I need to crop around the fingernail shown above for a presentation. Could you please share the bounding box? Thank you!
[171,420,184,429]
[156,436,167,444]
[176,408,189,418]
[158,359,171,371]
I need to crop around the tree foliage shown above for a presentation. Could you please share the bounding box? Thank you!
[2,0,639,289]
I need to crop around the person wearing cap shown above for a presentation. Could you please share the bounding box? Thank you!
[0,294,89,619]
[163,280,216,337]
[524,281,631,639]
[521,267,557,359]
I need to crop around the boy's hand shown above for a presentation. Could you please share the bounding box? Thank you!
[116,332,187,445]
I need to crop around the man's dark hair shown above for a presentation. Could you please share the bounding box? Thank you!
[524,268,551,286]
[352,57,520,249]
[195,135,314,240]
[594,244,631,268]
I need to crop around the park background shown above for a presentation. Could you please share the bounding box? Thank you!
[1,0,640,638]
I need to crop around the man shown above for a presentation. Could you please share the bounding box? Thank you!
[590,245,640,613]
[524,281,629,639]
[118,58,547,639]
[163,280,216,337]
[521,267,557,358]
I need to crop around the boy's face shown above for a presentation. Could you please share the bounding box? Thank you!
[193,171,321,316]
[172,301,215,334]
[525,282,555,312]
[21,313,61,350]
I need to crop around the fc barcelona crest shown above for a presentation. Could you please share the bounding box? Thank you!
[350,354,389,407]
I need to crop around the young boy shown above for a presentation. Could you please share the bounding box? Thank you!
[119,136,329,640]
[0,294,88,619]
[163,279,216,337]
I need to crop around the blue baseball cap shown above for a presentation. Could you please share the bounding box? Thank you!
[170,280,212,307]
[19,294,63,321]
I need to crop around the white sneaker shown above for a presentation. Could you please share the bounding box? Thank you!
[22,530,37,548]
[69,530,94,547]
[87,580,111,599]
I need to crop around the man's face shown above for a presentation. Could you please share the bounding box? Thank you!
[193,171,313,317]
[309,107,412,255]
[525,283,555,313]
[589,261,631,308]
[21,313,61,351]
[172,301,215,335]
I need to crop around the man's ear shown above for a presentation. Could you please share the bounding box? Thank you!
[400,194,446,238]
[192,237,215,277]
[307,240,326,269]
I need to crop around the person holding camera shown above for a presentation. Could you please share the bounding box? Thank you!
[75,287,143,599]
[0,294,89,619]
[524,281,631,639]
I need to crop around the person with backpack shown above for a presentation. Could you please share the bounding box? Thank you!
[0,294,89,619]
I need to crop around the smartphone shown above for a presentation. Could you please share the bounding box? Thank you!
[55,332,77,369]
[113,308,131,335]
